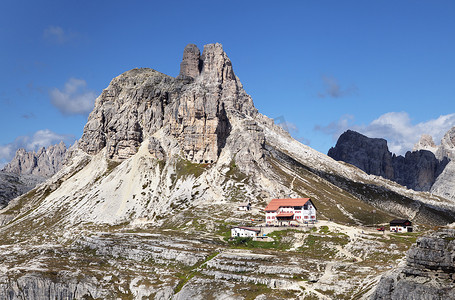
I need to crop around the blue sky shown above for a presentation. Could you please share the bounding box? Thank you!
[1,1,454,166]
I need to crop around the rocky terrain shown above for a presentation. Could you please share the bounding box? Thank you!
[3,141,68,177]
[0,172,43,208]
[328,130,451,194]
[0,142,68,208]
[0,43,455,299]
[371,227,455,299]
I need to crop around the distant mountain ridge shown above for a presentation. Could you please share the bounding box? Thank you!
[328,129,454,200]
[0,142,68,208]
[2,141,67,177]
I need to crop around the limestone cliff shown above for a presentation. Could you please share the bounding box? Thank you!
[371,228,455,299]
[3,141,67,177]
[436,127,455,160]
[0,142,68,208]
[0,172,43,208]
[79,43,259,167]
[328,130,449,192]
[327,130,394,179]
[413,134,438,154]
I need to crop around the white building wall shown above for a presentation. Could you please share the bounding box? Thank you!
[266,212,277,224]
[390,225,411,233]
[300,202,317,222]
[266,201,317,224]
[231,228,259,238]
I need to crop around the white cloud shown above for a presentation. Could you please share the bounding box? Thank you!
[316,112,455,155]
[0,130,74,168]
[50,78,96,115]
[0,144,15,168]
[26,130,72,150]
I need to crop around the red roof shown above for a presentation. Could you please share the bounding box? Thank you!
[276,213,294,218]
[265,198,311,211]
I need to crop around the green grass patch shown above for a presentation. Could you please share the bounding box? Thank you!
[298,232,349,259]
[175,159,208,179]
[319,225,330,233]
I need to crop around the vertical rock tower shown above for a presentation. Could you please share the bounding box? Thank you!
[79,43,259,164]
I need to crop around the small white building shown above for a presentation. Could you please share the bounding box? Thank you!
[237,202,251,211]
[265,198,317,225]
[390,219,413,233]
[231,227,261,238]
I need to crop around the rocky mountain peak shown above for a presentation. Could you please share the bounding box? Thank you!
[437,126,455,160]
[2,142,67,178]
[79,43,259,164]
[327,130,394,179]
[177,43,201,80]
[413,134,437,154]
[199,43,235,84]
[328,130,449,192]
[176,43,236,85]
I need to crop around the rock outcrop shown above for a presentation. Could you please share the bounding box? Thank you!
[413,134,438,154]
[371,228,455,299]
[437,126,455,160]
[327,130,394,179]
[0,142,68,208]
[4,44,455,229]
[393,150,449,191]
[3,141,68,177]
[79,43,259,165]
[0,172,43,208]
[431,161,455,201]
[0,274,105,300]
[328,130,449,192]
[176,43,201,80]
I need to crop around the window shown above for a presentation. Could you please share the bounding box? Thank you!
[304,216,308,219]
[303,204,308,210]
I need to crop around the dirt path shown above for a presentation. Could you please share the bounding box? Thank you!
[297,280,331,299]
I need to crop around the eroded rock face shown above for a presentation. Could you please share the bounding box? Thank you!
[327,130,394,179]
[328,130,448,192]
[371,229,455,300]
[0,172,44,209]
[0,274,105,300]
[3,142,67,177]
[437,126,455,160]
[413,134,438,154]
[393,150,449,191]
[0,143,68,208]
[79,43,260,165]
[177,43,201,80]
[431,161,455,201]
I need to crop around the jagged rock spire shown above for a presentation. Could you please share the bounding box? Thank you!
[2,142,67,177]
[177,44,201,80]
[437,126,455,160]
[413,134,437,154]
[200,43,235,83]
